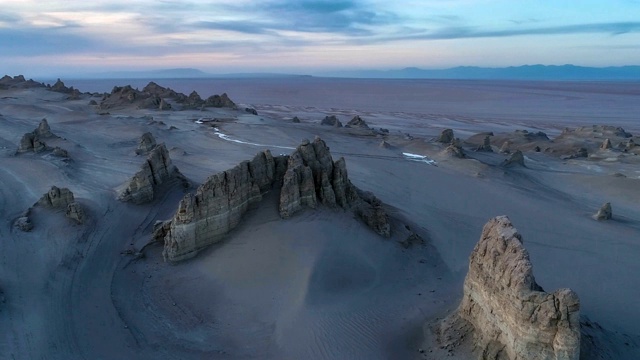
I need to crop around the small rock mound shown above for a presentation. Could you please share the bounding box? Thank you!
[136,132,157,155]
[292,116,301,123]
[436,129,454,144]
[379,140,391,149]
[118,143,188,204]
[346,115,369,128]
[440,216,580,360]
[600,138,612,150]
[65,202,86,224]
[593,202,612,221]
[500,150,525,167]
[245,107,258,115]
[442,143,465,158]
[320,115,343,127]
[475,135,493,152]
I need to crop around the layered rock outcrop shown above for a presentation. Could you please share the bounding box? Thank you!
[118,143,188,204]
[136,132,157,155]
[445,216,580,360]
[475,135,493,152]
[16,118,57,153]
[161,137,391,262]
[36,186,87,224]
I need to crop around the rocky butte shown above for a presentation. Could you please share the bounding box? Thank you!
[439,216,580,360]
[160,137,391,262]
[118,136,188,204]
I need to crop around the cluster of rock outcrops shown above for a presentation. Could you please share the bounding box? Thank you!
[0,75,44,90]
[118,133,188,204]
[159,137,391,262]
[98,82,236,111]
[440,216,580,360]
[15,186,86,231]
[16,119,68,157]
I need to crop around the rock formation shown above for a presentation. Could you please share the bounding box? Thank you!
[499,140,512,154]
[321,115,343,127]
[379,140,391,149]
[52,147,69,158]
[38,186,75,208]
[593,202,612,221]
[600,138,612,150]
[14,214,33,232]
[0,75,45,90]
[35,186,87,224]
[501,150,525,167]
[437,129,454,144]
[136,132,157,155]
[475,135,493,152]
[245,107,258,115]
[118,143,188,204]
[346,115,369,128]
[443,216,580,360]
[98,82,236,110]
[442,143,466,158]
[16,119,58,154]
[292,116,301,123]
[160,137,391,262]
[562,147,588,160]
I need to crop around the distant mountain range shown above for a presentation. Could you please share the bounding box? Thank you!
[79,65,640,80]
[322,65,640,80]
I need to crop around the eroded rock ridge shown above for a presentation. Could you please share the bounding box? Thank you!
[161,137,391,262]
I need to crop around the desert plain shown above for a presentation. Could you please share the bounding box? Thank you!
[0,76,639,359]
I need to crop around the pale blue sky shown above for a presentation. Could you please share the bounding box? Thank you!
[1,0,640,76]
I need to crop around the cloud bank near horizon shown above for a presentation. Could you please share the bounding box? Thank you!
[2,0,640,76]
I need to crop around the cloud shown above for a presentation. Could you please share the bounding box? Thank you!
[367,21,640,43]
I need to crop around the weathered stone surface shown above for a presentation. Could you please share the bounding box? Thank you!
[38,186,75,208]
[292,116,301,123]
[501,150,525,167]
[321,115,343,127]
[161,137,392,262]
[36,118,55,138]
[136,132,157,155]
[451,216,580,360]
[245,107,258,115]
[66,202,86,224]
[379,140,391,148]
[14,216,33,232]
[500,140,512,154]
[593,202,612,221]
[158,98,171,110]
[346,115,369,128]
[437,129,454,144]
[562,147,588,160]
[600,138,612,149]
[163,150,277,262]
[204,93,236,108]
[118,143,187,204]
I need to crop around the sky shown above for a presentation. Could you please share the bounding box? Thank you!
[2,0,640,77]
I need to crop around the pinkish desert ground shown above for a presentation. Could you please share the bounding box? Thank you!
[1,75,639,359]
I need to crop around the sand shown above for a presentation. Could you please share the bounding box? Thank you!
[1,81,639,359]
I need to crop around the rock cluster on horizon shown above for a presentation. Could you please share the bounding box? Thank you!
[160,137,391,262]
[441,216,580,360]
[118,142,188,204]
[98,81,237,111]
[0,75,45,90]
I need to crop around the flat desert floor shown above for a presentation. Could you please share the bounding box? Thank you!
[1,79,639,359]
